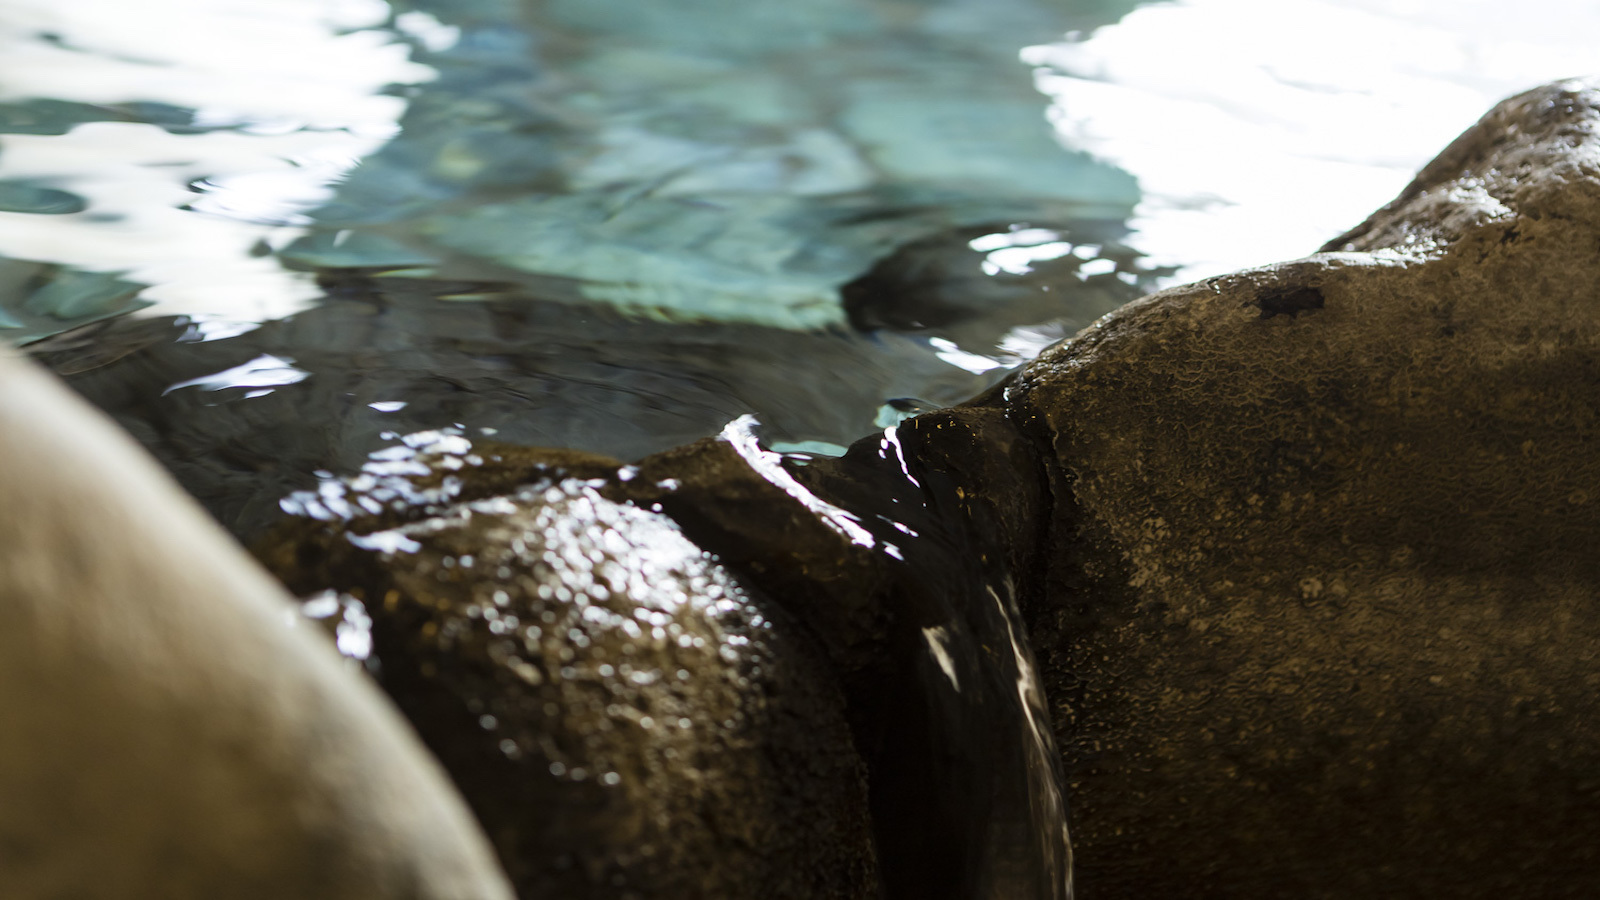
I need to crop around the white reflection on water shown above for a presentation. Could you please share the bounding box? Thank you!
[161,353,309,395]
[0,0,431,322]
[1031,0,1600,282]
[719,414,881,550]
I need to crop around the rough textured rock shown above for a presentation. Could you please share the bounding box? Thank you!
[258,436,882,899]
[1009,77,1600,897]
[257,413,1073,900]
[620,419,1070,900]
[0,351,514,900]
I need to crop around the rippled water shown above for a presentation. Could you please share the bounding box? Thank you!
[14,0,1168,532]
[9,0,1592,434]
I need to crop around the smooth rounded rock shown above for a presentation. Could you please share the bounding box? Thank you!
[0,350,513,900]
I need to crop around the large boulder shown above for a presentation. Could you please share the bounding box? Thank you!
[241,77,1600,899]
[0,350,513,900]
[1007,77,1600,897]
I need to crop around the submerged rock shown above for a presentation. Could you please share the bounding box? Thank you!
[0,351,513,900]
[1007,77,1600,897]
[32,274,999,541]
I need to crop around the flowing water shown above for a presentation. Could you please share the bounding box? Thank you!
[5,0,1596,896]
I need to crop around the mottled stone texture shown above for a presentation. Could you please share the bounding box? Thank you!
[0,351,514,900]
[261,441,880,900]
[1009,78,1600,897]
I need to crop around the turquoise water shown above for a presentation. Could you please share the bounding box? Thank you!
[6,1,1595,350]
[13,0,1169,531]
[0,0,1149,340]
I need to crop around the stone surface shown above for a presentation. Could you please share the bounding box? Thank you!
[0,350,513,900]
[258,436,882,899]
[32,274,999,541]
[1007,78,1600,897]
[621,420,1072,900]
[257,413,1074,899]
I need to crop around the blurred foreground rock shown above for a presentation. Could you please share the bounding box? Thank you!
[0,351,513,900]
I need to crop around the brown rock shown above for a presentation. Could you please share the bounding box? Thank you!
[259,432,881,899]
[1010,78,1600,897]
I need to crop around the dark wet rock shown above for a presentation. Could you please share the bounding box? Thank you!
[1007,78,1600,897]
[259,438,880,899]
[257,414,1072,899]
[621,420,1071,899]
[840,220,1159,349]
[0,351,513,900]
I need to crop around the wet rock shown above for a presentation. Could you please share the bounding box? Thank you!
[0,351,513,900]
[32,275,997,540]
[258,413,1073,899]
[1007,78,1600,897]
[622,418,1072,900]
[258,436,881,899]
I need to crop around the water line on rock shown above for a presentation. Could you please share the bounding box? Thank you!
[719,413,881,550]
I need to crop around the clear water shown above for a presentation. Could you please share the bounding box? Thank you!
[5,0,1592,345]
[13,0,1170,529]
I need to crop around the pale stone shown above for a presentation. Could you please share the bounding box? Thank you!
[0,350,514,900]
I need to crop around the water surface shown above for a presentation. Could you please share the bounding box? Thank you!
[13,0,1167,528]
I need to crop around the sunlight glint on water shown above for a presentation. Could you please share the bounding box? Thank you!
[0,0,430,324]
[1032,0,1600,282]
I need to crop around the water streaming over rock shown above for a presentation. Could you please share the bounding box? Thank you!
[256,411,1074,898]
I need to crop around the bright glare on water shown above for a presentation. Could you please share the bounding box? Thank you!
[1,0,1594,346]
[1032,0,1600,282]
[0,0,424,328]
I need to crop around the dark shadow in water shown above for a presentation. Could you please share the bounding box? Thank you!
[30,271,998,539]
